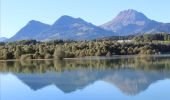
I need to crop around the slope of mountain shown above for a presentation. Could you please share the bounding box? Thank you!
[101,9,170,36]
[36,15,114,41]
[7,20,51,42]
[0,37,8,42]
[153,23,170,33]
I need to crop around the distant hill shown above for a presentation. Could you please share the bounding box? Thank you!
[101,9,170,36]
[0,37,8,42]
[7,20,51,42]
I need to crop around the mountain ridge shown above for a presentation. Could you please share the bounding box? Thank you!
[9,15,114,41]
[101,9,170,35]
[7,9,170,41]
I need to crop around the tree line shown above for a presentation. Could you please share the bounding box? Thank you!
[133,33,170,42]
[1,57,170,73]
[0,39,170,60]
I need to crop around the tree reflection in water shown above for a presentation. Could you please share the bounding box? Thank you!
[0,56,170,95]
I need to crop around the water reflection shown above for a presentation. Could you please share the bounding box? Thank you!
[0,56,170,97]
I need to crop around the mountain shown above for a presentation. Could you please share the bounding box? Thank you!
[0,37,8,42]
[7,20,51,42]
[153,23,170,33]
[101,9,170,36]
[7,10,170,41]
[7,16,114,42]
[36,15,114,41]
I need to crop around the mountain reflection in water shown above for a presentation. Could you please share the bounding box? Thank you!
[0,56,170,96]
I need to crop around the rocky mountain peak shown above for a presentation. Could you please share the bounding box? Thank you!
[112,9,149,25]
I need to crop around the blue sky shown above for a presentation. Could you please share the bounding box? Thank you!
[1,0,170,38]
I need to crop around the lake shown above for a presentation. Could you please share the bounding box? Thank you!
[0,55,170,100]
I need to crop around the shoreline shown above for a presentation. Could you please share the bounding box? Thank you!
[1,54,170,61]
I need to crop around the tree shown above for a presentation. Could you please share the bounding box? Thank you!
[14,46,22,59]
[33,51,44,59]
[106,52,112,57]
[79,50,86,57]
[20,54,33,60]
[2,49,13,59]
[96,50,102,56]
[127,47,134,54]
[45,53,52,59]
[53,46,65,60]
[3,49,8,59]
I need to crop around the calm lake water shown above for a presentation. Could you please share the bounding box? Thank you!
[0,55,170,100]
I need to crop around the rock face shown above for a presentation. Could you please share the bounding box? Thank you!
[101,9,170,36]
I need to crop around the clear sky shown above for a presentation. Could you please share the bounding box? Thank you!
[1,0,170,38]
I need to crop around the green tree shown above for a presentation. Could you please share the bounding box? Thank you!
[106,51,112,57]
[53,46,65,60]
[96,50,102,56]
[14,46,22,59]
